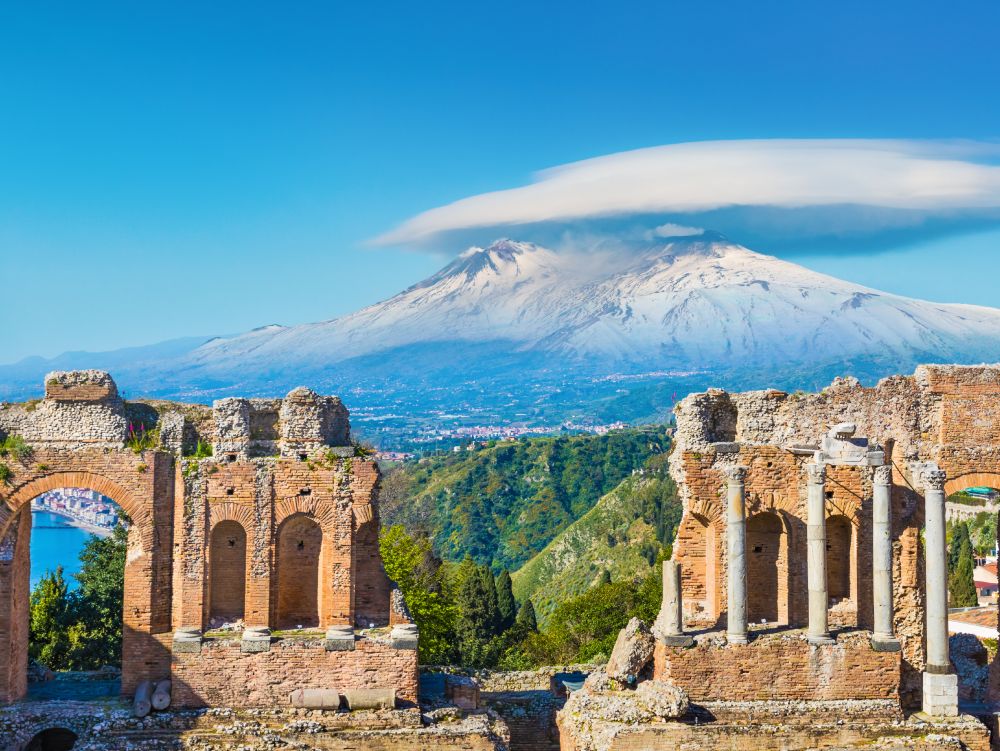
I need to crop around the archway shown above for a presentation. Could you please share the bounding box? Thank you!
[208,520,247,625]
[0,469,160,703]
[275,514,322,629]
[747,512,786,624]
[25,728,77,751]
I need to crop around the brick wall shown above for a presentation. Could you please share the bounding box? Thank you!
[170,636,419,708]
[654,634,900,702]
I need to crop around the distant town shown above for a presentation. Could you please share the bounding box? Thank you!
[31,488,120,537]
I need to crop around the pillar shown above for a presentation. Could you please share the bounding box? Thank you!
[871,465,900,651]
[919,463,958,717]
[725,465,748,645]
[806,460,834,645]
[654,559,694,647]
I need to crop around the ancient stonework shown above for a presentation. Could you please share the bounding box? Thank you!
[0,371,415,709]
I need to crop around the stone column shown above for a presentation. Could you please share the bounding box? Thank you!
[654,559,694,647]
[806,460,834,645]
[725,465,748,645]
[871,465,900,651]
[919,464,958,717]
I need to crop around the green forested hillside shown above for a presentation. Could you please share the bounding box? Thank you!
[512,472,681,625]
[379,427,671,572]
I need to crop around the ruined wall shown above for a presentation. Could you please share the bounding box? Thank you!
[654,632,900,702]
[170,635,419,708]
[666,364,1000,709]
[0,370,410,707]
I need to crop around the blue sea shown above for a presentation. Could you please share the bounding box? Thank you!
[30,511,94,590]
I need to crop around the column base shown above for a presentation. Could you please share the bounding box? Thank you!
[661,634,695,647]
[727,633,748,646]
[807,634,836,646]
[241,626,272,653]
[325,626,356,652]
[870,634,901,652]
[922,671,958,717]
[172,628,202,654]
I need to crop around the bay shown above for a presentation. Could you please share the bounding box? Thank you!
[30,511,93,590]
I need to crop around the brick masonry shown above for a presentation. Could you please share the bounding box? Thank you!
[667,364,1000,710]
[0,370,414,707]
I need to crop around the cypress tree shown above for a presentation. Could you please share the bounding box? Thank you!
[496,570,516,631]
[516,599,538,632]
[479,565,501,636]
[950,537,979,608]
[949,522,971,572]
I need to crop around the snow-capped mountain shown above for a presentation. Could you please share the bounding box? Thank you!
[180,233,1000,374]
[4,232,1000,424]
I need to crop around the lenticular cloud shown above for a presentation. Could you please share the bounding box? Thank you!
[376,139,1000,246]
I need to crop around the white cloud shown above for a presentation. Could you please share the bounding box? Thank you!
[650,223,704,238]
[375,139,1000,246]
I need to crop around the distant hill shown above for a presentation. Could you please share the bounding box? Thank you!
[511,472,681,625]
[379,427,671,572]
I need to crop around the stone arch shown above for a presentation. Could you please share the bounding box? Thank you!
[24,727,78,751]
[944,471,1000,498]
[208,520,248,624]
[1,471,147,541]
[747,511,789,625]
[274,512,322,629]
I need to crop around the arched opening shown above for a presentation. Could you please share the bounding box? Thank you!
[827,514,852,603]
[25,727,77,751]
[208,520,247,626]
[0,479,135,703]
[944,477,1000,610]
[276,514,322,629]
[747,512,786,624]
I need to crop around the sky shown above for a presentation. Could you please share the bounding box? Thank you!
[2,1,999,363]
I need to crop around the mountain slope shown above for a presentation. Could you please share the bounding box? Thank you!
[378,427,671,571]
[175,233,1000,375]
[511,472,681,625]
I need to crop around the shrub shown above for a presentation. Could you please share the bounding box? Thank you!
[0,434,32,461]
[125,423,157,453]
[0,463,12,485]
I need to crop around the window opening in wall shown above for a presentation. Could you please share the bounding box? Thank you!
[225,487,235,496]
[299,488,311,496]
[25,487,128,700]
[226,453,237,463]
[298,453,308,462]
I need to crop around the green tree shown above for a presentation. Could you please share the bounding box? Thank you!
[496,569,516,632]
[949,522,972,572]
[454,563,501,666]
[65,524,128,668]
[29,566,72,669]
[950,535,979,608]
[516,599,538,632]
[379,525,457,664]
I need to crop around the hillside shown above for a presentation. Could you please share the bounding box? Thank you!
[379,427,671,572]
[511,472,681,625]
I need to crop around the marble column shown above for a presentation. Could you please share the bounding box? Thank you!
[919,463,958,716]
[725,465,748,645]
[871,465,900,651]
[806,460,834,645]
[655,559,694,646]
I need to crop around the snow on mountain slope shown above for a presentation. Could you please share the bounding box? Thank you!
[183,234,1000,374]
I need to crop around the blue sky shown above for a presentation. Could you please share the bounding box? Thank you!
[2,1,999,363]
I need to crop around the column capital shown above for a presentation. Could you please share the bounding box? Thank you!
[873,465,892,486]
[915,463,946,492]
[723,465,747,485]
[805,462,826,485]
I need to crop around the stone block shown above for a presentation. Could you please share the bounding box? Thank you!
[325,626,356,652]
[606,618,655,683]
[922,671,958,717]
[172,628,202,654]
[344,687,395,710]
[242,627,272,654]
[391,623,419,650]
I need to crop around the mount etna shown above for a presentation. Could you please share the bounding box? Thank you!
[5,233,1000,443]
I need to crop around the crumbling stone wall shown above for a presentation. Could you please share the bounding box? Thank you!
[667,364,1000,709]
[0,371,411,709]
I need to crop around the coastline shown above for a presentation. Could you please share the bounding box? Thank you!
[31,508,112,539]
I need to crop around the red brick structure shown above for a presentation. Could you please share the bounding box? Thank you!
[0,371,416,707]
[663,365,1000,712]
